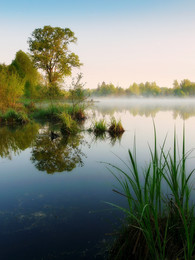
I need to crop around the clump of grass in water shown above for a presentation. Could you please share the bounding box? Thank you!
[93,119,107,135]
[70,105,86,121]
[108,117,124,137]
[0,109,29,125]
[107,125,195,260]
[59,112,79,135]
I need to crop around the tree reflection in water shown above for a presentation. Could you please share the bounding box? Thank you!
[92,99,195,120]
[0,123,39,159]
[90,131,123,146]
[31,132,85,174]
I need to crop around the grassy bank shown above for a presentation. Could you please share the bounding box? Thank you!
[59,112,79,135]
[31,104,86,121]
[0,109,29,125]
[31,104,69,121]
[0,104,125,142]
[107,126,195,260]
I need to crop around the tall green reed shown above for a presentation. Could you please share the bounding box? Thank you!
[107,125,195,259]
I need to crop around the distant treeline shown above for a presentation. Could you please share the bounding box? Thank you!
[89,80,195,97]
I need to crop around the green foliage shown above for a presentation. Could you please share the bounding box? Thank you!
[0,63,8,72]
[0,68,24,110]
[91,79,195,97]
[127,81,161,96]
[68,104,86,121]
[59,112,79,135]
[180,79,195,96]
[10,50,40,83]
[44,84,65,100]
[10,50,42,99]
[173,87,185,96]
[93,119,107,134]
[28,25,82,86]
[24,82,45,100]
[32,104,69,121]
[173,79,179,89]
[108,117,124,136]
[0,109,29,125]
[92,81,163,97]
[93,82,119,96]
[160,87,173,96]
[68,73,89,119]
[107,127,195,259]
[31,102,86,125]
[126,82,140,96]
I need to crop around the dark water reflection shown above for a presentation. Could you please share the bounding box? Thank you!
[0,123,39,159]
[0,99,195,259]
[31,132,85,174]
[0,123,86,174]
[0,121,125,260]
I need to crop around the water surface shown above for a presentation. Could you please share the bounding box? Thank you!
[1,98,195,259]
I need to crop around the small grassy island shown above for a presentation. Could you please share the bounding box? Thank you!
[92,117,124,139]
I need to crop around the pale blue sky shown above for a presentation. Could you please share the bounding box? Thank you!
[0,0,195,88]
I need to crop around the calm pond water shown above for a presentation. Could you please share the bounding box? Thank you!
[0,98,195,260]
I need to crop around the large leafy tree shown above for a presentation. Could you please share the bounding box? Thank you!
[28,25,82,86]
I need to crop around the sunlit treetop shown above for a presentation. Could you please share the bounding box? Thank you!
[28,25,82,86]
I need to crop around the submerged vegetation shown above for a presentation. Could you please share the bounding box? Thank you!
[107,127,195,260]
